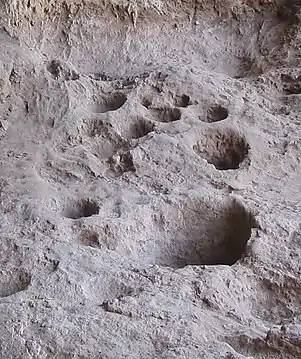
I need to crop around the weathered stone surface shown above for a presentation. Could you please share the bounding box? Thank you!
[0,1,300,358]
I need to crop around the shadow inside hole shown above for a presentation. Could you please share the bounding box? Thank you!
[193,129,249,170]
[141,97,152,109]
[0,270,31,298]
[156,200,256,269]
[130,120,154,139]
[281,73,301,95]
[283,85,301,95]
[93,93,127,113]
[76,229,101,247]
[62,200,99,219]
[206,105,229,122]
[149,107,181,122]
[173,94,191,107]
[47,60,61,78]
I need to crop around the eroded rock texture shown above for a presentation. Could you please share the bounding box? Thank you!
[0,1,301,358]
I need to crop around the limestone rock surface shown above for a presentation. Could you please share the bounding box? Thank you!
[0,1,301,358]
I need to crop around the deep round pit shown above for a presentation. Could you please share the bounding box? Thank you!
[173,94,191,107]
[149,107,181,122]
[141,97,152,109]
[93,93,127,113]
[62,200,100,219]
[151,199,256,268]
[206,105,229,122]
[193,129,249,170]
[130,120,154,139]
[0,270,31,298]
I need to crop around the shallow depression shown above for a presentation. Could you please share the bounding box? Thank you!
[106,152,136,175]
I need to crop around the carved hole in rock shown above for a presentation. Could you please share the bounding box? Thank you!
[130,120,154,139]
[149,107,181,122]
[47,60,61,78]
[206,105,229,122]
[193,129,249,170]
[141,97,152,109]
[93,93,127,113]
[0,270,31,298]
[76,229,100,247]
[62,199,99,219]
[172,94,191,107]
[154,200,255,268]
[281,73,301,95]
[283,84,301,95]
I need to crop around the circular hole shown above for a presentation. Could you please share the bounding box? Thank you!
[149,107,181,123]
[141,97,152,109]
[173,94,191,107]
[206,105,229,123]
[130,120,154,139]
[93,93,127,113]
[193,129,249,170]
[150,199,257,268]
[0,270,31,298]
[62,199,99,219]
[76,229,100,248]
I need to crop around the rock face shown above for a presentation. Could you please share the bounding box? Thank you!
[0,0,301,358]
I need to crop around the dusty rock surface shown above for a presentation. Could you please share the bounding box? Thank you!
[0,0,301,358]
